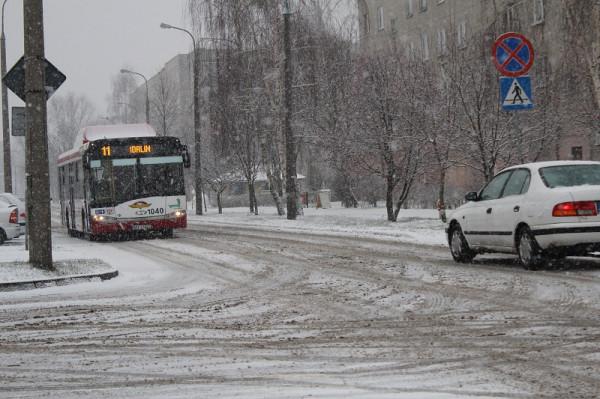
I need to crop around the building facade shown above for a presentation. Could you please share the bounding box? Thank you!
[357,0,600,160]
[357,0,600,201]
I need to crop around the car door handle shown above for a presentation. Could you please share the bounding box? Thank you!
[513,206,520,212]
[486,208,492,214]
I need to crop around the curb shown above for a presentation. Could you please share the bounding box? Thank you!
[0,270,119,291]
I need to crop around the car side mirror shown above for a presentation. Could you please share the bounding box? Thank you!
[465,192,479,202]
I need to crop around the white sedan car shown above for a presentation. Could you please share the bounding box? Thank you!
[447,161,600,269]
[0,202,21,244]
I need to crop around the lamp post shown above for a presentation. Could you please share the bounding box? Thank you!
[120,68,149,125]
[1,0,11,192]
[160,22,203,215]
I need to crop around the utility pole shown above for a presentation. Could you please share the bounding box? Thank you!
[282,0,297,220]
[192,43,203,215]
[24,0,52,269]
[1,0,11,193]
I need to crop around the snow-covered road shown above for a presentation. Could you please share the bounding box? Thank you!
[2,212,600,398]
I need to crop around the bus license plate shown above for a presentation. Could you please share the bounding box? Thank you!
[132,224,151,231]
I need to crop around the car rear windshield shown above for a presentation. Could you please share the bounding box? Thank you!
[539,164,600,188]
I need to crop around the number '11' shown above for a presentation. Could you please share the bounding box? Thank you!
[101,146,111,156]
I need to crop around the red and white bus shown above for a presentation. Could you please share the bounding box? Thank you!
[58,124,190,239]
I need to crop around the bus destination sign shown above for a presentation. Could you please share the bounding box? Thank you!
[99,144,153,157]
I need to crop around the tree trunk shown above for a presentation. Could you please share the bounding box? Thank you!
[437,168,447,222]
[247,182,255,213]
[385,174,396,222]
[252,184,258,215]
[267,170,285,216]
[217,191,223,214]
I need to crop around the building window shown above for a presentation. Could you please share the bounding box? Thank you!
[363,12,370,35]
[533,0,544,25]
[421,32,429,60]
[420,0,427,12]
[390,18,397,35]
[377,7,385,30]
[506,4,518,30]
[571,146,583,160]
[406,0,414,17]
[437,28,447,55]
[457,20,467,48]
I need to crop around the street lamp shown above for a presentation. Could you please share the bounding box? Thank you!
[120,68,149,125]
[160,22,203,215]
[1,0,11,192]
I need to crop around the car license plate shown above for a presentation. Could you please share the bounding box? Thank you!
[132,224,151,231]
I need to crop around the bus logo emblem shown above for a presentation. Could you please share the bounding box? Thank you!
[129,201,151,209]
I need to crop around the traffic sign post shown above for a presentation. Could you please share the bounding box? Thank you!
[2,56,66,102]
[493,32,535,110]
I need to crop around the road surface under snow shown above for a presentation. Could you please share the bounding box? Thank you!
[1,206,600,398]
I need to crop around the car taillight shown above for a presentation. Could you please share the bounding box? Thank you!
[9,209,18,224]
[552,201,598,217]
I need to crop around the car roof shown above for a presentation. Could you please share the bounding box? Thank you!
[500,160,600,173]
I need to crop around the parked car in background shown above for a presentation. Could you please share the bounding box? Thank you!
[0,193,26,235]
[0,201,21,244]
[447,161,600,269]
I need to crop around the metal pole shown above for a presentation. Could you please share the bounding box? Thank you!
[24,0,52,269]
[1,0,12,193]
[192,40,203,215]
[160,23,203,215]
[282,4,297,220]
[144,77,149,125]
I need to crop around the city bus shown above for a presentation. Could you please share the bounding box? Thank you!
[57,124,190,239]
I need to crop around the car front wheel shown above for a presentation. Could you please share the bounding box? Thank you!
[517,227,546,270]
[449,224,475,263]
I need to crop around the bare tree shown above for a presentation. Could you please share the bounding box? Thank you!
[47,92,96,197]
[347,52,425,222]
[48,92,96,155]
[151,71,181,137]
[107,69,139,123]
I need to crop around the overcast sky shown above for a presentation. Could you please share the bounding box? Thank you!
[4,0,191,114]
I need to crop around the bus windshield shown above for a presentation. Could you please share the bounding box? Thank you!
[89,156,184,207]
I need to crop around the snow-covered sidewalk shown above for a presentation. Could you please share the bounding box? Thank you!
[0,236,117,288]
[190,204,447,247]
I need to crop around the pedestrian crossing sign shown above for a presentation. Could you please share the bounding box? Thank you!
[500,76,534,111]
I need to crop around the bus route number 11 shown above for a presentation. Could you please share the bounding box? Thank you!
[101,145,112,157]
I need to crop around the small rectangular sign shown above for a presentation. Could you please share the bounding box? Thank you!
[11,106,26,136]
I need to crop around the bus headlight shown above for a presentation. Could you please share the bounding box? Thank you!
[92,215,105,222]
[174,210,186,218]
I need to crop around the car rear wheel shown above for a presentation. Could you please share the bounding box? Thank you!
[449,224,475,263]
[517,227,546,270]
[0,229,5,245]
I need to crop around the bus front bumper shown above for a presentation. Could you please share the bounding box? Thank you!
[90,215,187,235]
